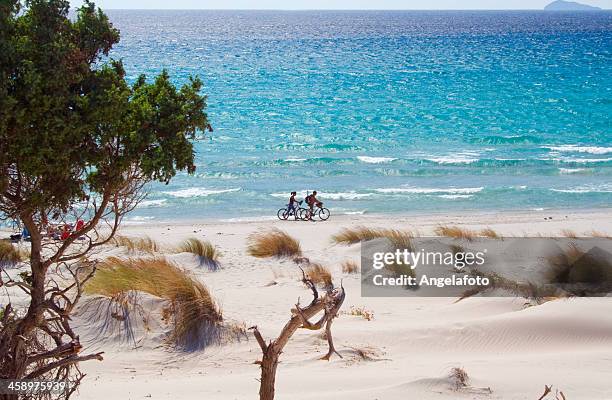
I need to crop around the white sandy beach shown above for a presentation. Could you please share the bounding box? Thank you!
[5,209,612,399]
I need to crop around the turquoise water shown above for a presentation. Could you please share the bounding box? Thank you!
[105,10,612,222]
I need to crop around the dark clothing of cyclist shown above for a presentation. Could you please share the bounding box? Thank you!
[288,193,297,213]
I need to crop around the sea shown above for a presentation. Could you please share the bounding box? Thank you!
[102,10,612,222]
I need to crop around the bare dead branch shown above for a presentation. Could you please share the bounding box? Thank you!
[253,268,346,400]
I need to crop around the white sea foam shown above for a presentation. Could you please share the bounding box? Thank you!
[550,184,612,194]
[544,145,612,155]
[270,191,373,200]
[317,192,374,200]
[163,187,241,198]
[138,199,167,208]
[357,156,398,164]
[426,155,478,164]
[123,216,156,225]
[558,157,612,164]
[284,158,307,162]
[558,168,589,174]
[437,194,474,200]
[375,187,483,194]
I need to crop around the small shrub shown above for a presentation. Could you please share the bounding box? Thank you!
[176,238,220,270]
[435,225,476,241]
[347,306,374,321]
[305,263,333,289]
[112,235,159,253]
[247,229,301,258]
[449,367,469,390]
[341,259,359,274]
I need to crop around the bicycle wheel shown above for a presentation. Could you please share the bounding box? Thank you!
[318,208,331,221]
[299,208,309,221]
[277,208,289,220]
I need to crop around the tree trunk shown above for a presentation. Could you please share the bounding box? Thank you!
[259,347,279,400]
[1,214,45,380]
[250,271,345,400]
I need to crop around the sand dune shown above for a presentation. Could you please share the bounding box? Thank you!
[4,209,612,399]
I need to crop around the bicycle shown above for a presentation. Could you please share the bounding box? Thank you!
[277,200,305,221]
[302,202,330,221]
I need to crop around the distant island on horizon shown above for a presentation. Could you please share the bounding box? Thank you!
[544,0,602,10]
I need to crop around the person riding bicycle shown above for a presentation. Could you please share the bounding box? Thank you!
[287,191,297,215]
[306,191,321,221]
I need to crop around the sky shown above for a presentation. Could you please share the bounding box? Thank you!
[71,0,611,10]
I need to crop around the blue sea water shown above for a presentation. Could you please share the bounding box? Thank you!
[103,10,612,222]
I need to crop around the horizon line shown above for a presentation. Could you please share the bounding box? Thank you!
[92,8,611,11]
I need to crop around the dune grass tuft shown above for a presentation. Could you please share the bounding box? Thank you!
[304,263,333,289]
[589,230,612,239]
[479,228,500,239]
[544,243,612,296]
[332,226,414,249]
[341,259,359,274]
[86,257,223,350]
[434,225,476,241]
[0,241,25,266]
[112,235,159,254]
[176,238,220,270]
[457,271,554,303]
[560,229,578,239]
[247,229,301,258]
[385,260,416,280]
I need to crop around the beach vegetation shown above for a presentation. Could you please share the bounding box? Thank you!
[434,225,476,241]
[0,241,25,267]
[560,229,578,239]
[449,367,470,390]
[588,230,612,239]
[304,263,333,289]
[247,229,302,258]
[457,270,555,303]
[479,227,500,239]
[250,269,345,400]
[341,259,359,274]
[385,259,416,281]
[0,0,209,388]
[176,237,220,270]
[332,226,414,248]
[113,235,160,254]
[85,257,226,349]
[347,306,374,321]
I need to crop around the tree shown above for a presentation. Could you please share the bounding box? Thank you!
[249,268,345,400]
[0,1,209,397]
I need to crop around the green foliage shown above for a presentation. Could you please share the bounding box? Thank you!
[0,0,209,220]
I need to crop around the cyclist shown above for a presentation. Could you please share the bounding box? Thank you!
[306,190,321,221]
[287,191,297,216]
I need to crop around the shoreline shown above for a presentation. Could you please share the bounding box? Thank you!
[118,206,612,229]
